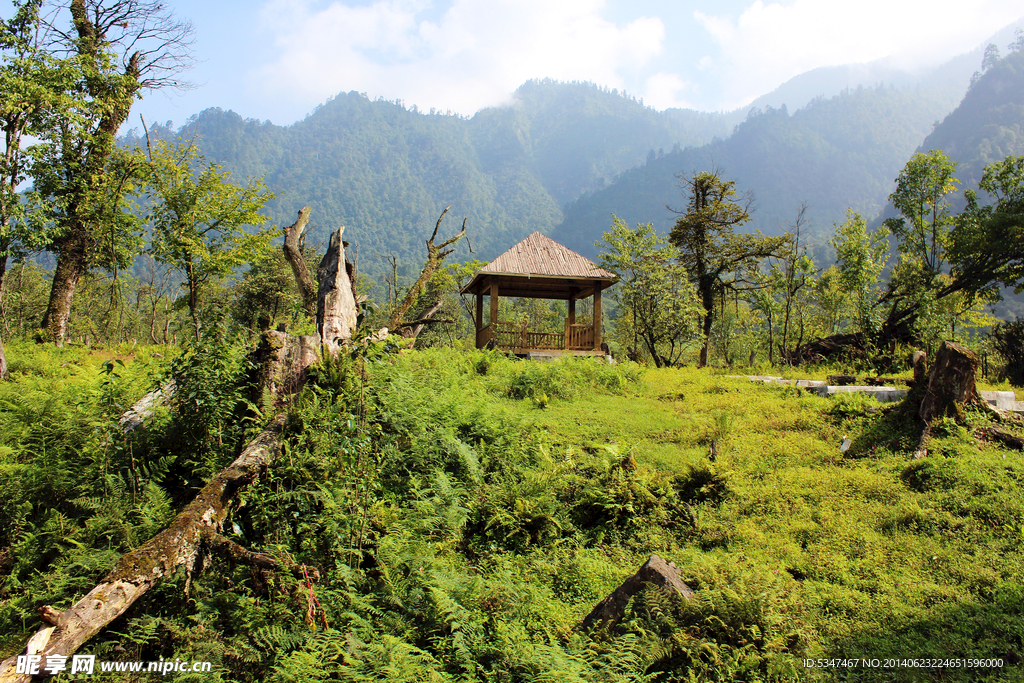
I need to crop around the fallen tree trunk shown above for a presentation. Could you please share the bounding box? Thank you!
[0,417,285,683]
[2,205,358,678]
[118,380,175,433]
[976,426,1024,450]
[0,331,323,681]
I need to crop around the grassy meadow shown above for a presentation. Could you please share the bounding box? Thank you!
[0,340,1022,681]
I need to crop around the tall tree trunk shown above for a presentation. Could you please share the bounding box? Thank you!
[698,275,715,368]
[40,232,89,347]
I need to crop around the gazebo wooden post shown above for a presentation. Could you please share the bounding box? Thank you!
[490,279,499,327]
[593,283,602,351]
[566,297,576,350]
[475,293,483,331]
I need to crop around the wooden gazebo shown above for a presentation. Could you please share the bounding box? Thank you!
[461,232,618,354]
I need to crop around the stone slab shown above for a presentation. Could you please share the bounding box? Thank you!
[979,390,1018,410]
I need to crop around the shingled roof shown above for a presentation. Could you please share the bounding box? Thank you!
[477,231,616,279]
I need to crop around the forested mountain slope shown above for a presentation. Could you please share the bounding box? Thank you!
[552,84,955,257]
[916,46,1024,199]
[126,81,726,281]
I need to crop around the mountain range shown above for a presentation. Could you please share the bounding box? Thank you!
[123,19,1024,294]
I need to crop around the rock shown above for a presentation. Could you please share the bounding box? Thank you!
[578,554,694,633]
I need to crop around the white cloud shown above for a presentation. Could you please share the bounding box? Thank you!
[643,72,694,110]
[694,0,1024,110]
[253,0,665,117]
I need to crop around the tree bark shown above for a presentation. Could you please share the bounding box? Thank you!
[918,342,980,424]
[399,300,445,340]
[911,341,981,458]
[118,381,176,433]
[0,418,286,683]
[282,207,317,318]
[40,234,89,346]
[316,228,359,355]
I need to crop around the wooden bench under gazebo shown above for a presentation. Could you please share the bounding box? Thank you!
[461,232,618,354]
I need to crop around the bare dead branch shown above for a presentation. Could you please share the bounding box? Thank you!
[386,210,467,333]
[283,207,316,317]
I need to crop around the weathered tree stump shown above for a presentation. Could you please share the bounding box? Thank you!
[317,227,359,355]
[578,554,694,633]
[911,342,981,459]
[919,342,980,425]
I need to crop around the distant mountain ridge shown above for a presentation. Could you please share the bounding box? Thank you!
[127,80,729,285]
[120,19,1023,291]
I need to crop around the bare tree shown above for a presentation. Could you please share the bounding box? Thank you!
[386,206,467,334]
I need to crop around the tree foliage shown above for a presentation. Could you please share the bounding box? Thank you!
[596,217,702,367]
[146,140,275,341]
[669,169,787,366]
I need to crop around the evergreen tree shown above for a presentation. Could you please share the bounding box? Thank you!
[669,170,787,366]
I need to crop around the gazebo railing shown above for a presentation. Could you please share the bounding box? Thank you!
[478,320,597,351]
[565,323,595,350]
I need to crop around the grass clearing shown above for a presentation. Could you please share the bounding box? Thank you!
[1,345,1021,681]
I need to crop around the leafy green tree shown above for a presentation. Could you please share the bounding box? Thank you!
[949,155,1024,299]
[146,141,275,341]
[669,170,788,366]
[1,0,76,372]
[19,0,194,346]
[876,153,1024,347]
[876,151,963,344]
[597,217,702,367]
[884,150,959,277]
[990,317,1024,386]
[812,266,850,337]
[829,209,890,335]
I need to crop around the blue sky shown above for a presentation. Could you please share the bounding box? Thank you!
[10,0,1024,128]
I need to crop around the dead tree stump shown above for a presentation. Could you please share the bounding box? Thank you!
[911,342,981,459]
[919,342,980,425]
[317,228,359,355]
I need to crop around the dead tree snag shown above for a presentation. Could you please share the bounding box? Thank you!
[283,206,317,318]
[386,206,467,334]
[317,227,360,354]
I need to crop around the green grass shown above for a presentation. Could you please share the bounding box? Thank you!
[1,344,1021,681]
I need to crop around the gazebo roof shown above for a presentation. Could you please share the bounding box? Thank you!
[461,232,617,298]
